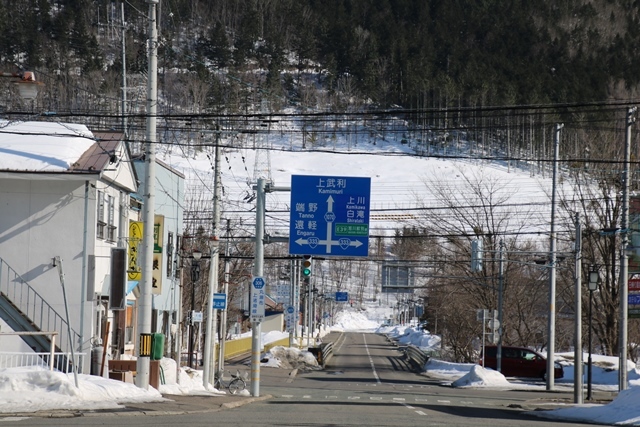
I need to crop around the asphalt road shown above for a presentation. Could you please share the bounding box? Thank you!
[0,332,604,426]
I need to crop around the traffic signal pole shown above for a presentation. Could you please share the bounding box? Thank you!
[251,179,291,397]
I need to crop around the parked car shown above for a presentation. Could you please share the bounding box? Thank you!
[479,346,564,380]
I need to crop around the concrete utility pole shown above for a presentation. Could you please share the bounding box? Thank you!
[574,212,583,404]
[203,130,222,388]
[120,2,127,137]
[547,122,563,391]
[620,106,636,391]
[218,219,231,376]
[497,240,504,373]
[135,0,158,390]
[251,178,266,397]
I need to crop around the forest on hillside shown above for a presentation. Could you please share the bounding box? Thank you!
[1,0,640,116]
[2,0,640,363]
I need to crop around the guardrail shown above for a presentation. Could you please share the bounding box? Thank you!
[405,345,430,370]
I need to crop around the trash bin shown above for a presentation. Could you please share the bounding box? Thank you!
[151,333,165,360]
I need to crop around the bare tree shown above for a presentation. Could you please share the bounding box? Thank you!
[412,163,552,362]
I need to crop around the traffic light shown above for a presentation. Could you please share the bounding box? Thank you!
[302,255,312,277]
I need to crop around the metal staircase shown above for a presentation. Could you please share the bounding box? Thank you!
[0,257,80,371]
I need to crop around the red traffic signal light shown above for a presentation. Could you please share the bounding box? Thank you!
[302,255,312,276]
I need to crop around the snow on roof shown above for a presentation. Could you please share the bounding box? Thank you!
[0,120,96,172]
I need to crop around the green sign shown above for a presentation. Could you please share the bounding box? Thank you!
[335,223,369,236]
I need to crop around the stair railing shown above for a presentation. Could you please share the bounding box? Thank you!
[0,258,80,358]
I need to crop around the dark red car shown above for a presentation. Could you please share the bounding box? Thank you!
[480,346,563,380]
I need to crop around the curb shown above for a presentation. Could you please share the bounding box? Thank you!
[0,394,273,419]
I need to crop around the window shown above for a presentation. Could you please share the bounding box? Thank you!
[97,190,106,239]
[97,190,117,241]
[106,194,116,242]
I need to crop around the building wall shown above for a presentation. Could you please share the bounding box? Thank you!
[133,160,184,355]
[0,176,128,371]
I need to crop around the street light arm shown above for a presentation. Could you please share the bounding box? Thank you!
[1,70,43,100]
[0,71,37,82]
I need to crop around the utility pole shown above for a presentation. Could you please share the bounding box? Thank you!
[120,2,127,138]
[574,212,583,404]
[250,179,290,396]
[218,219,231,376]
[251,178,266,397]
[497,240,504,373]
[547,122,563,391]
[620,106,636,391]
[203,129,221,388]
[135,0,158,390]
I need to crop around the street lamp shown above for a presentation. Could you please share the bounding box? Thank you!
[188,250,202,368]
[1,71,43,100]
[587,266,600,400]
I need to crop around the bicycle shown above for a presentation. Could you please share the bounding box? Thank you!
[214,370,247,394]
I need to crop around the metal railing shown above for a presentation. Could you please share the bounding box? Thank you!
[0,352,85,374]
[405,345,429,369]
[0,258,80,357]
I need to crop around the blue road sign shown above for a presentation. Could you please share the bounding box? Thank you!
[213,293,227,310]
[252,277,265,289]
[289,175,371,257]
[629,294,640,305]
[336,291,349,302]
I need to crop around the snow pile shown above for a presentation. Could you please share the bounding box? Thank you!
[0,366,164,413]
[423,359,476,378]
[158,358,226,396]
[331,309,380,331]
[391,326,441,350]
[452,365,511,388]
[537,387,640,425]
[260,346,320,370]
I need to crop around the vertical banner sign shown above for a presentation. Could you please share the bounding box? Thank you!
[629,197,640,317]
[152,215,164,295]
[128,221,143,281]
[250,277,266,323]
[285,305,296,333]
[629,196,640,273]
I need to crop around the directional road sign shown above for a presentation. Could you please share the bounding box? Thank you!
[213,293,227,310]
[336,291,349,302]
[289,175,371,257]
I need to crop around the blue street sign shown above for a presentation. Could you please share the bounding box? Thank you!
[289,175,371,257]
[251,276,266,322]
[629,294,640,305]
[286,306,295,314]
[336,291,349,302]
[253,277,265,289]
[213,293,227,310]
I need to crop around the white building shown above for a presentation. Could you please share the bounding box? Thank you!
[0,121,184,373]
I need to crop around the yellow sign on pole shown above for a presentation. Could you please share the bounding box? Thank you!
[129,216,164,294]
[152,215,164,294]
[128,221,143,281]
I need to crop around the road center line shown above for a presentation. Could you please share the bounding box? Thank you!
[362,333,381,384]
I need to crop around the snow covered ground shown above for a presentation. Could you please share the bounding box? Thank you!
[3,304,640,425]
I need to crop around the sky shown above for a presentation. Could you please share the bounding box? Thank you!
[2,304,640,425]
